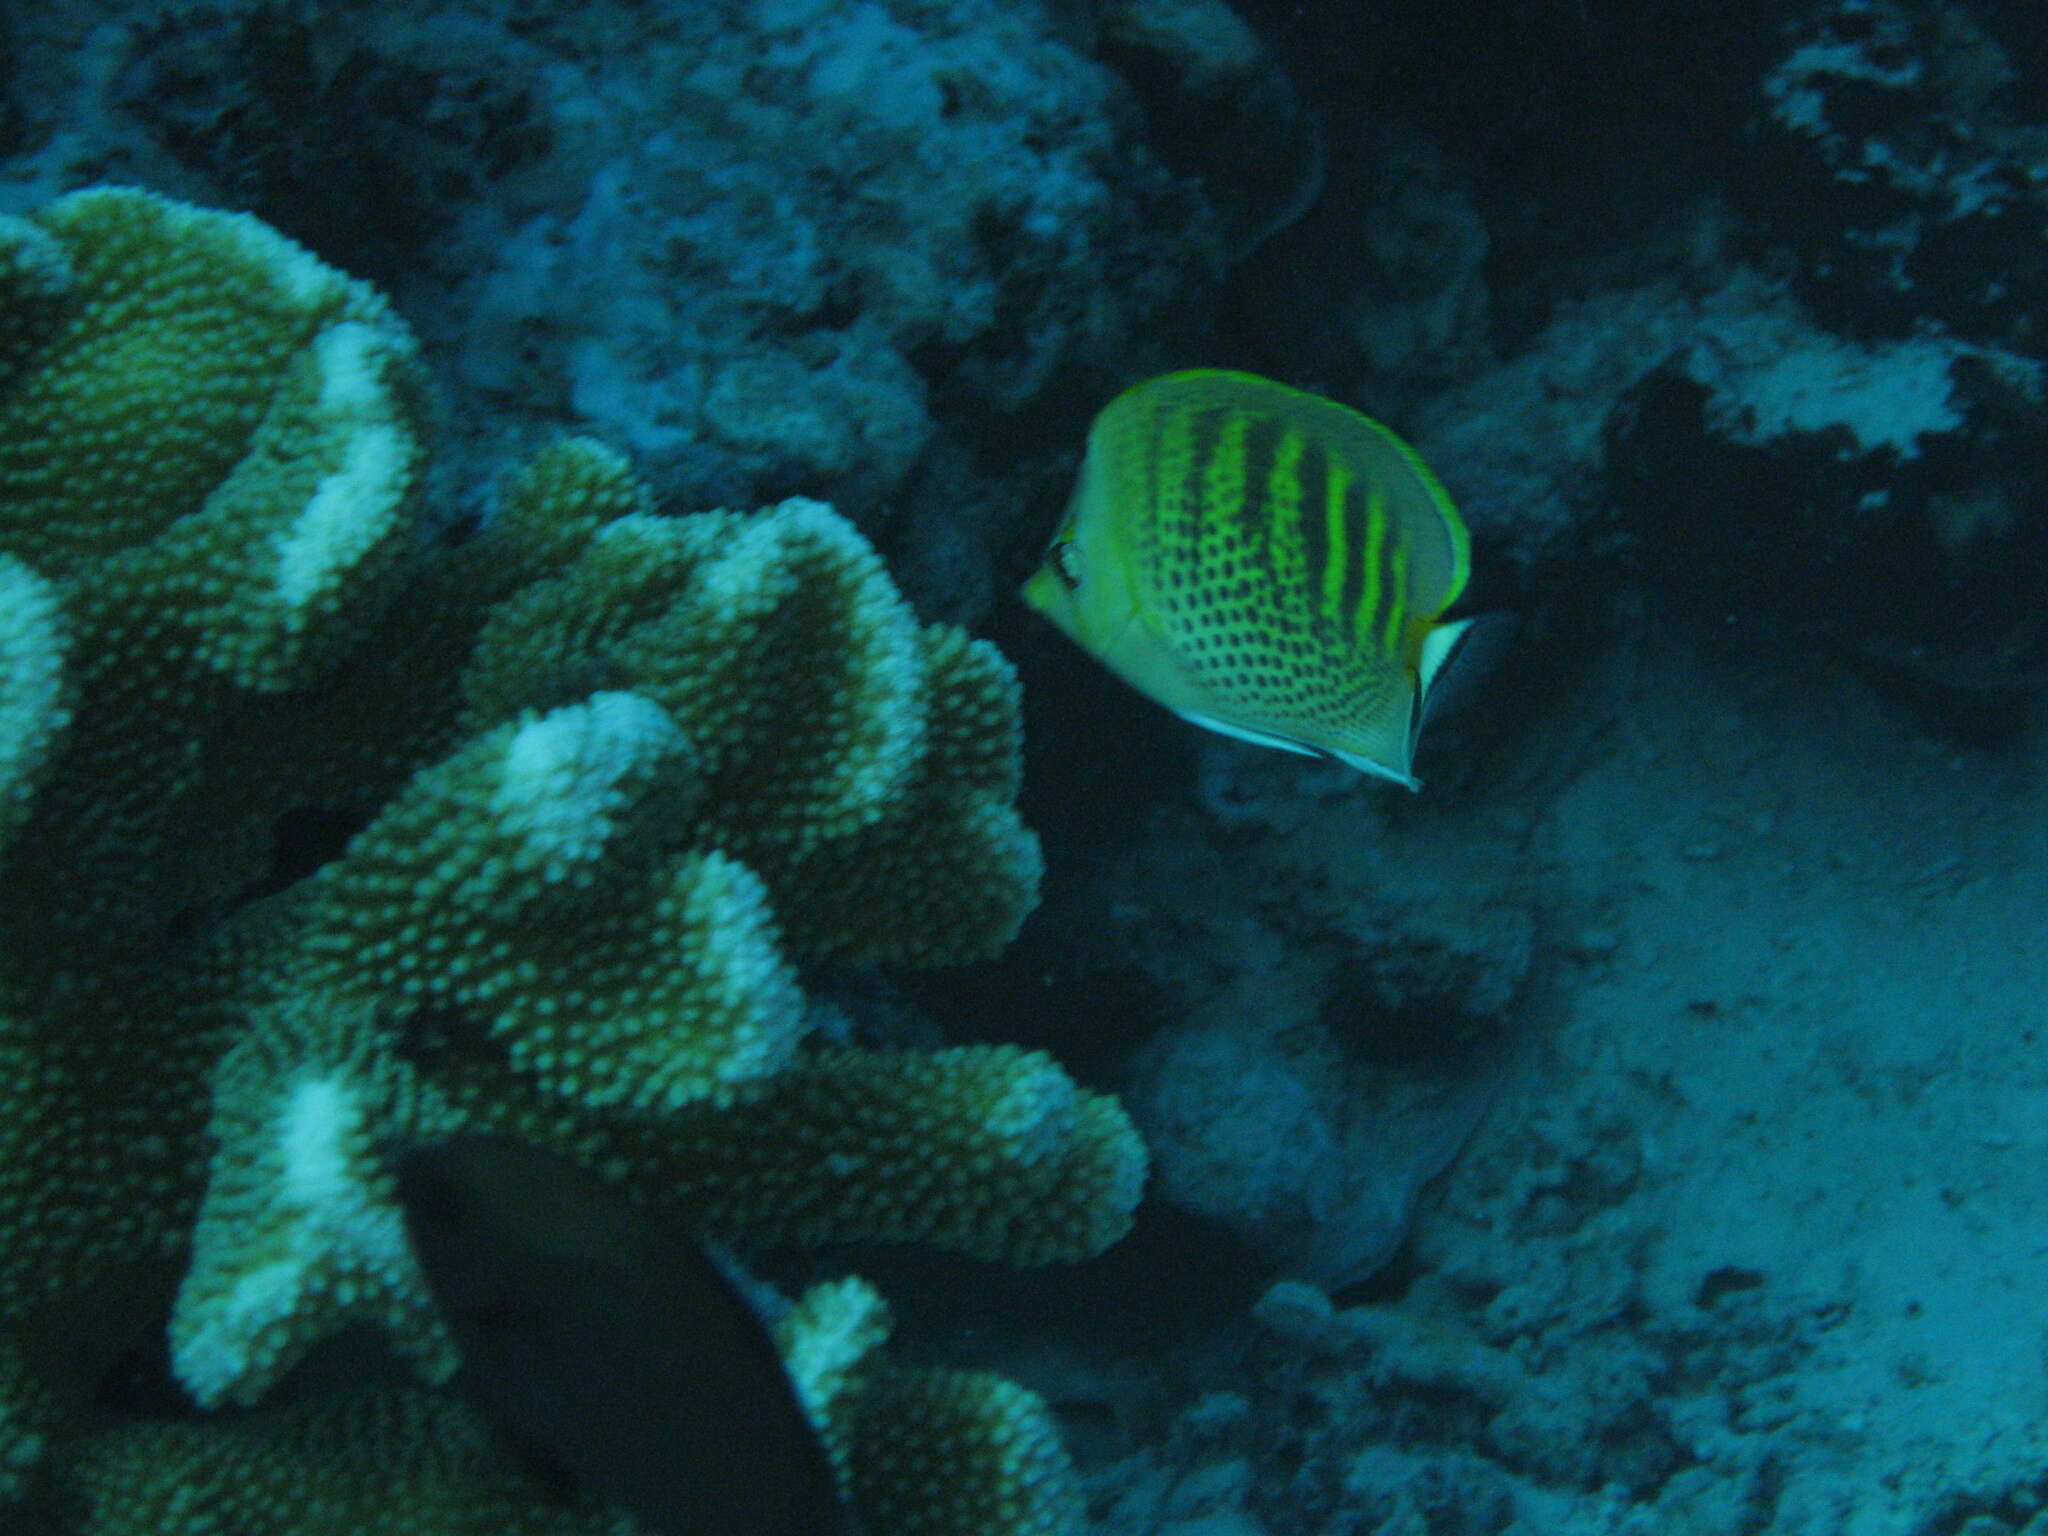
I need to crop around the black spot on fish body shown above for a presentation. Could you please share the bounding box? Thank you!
[396,1135,849,1536]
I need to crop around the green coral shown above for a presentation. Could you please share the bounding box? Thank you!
[778,1278,1088,1536]
[173,991,466,1409]
[843,1369,1089,1536]
[613,1044,1148,1264]
[0,186,426,967]
[54,1389,623,1536]
[452,489,1043,965]
[0,188,1139,1536]
[60,1280,1082,1536]
[298,690,804,1112]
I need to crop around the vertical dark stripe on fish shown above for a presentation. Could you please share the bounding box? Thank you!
[1340,479,1375,645]
[1178,405,1217,526]
[1241,415,1285,546]
[1295,436,1329,599]
[1380,539,1410,659]
[1151,399,1200,586]
[1204,409,1252,545]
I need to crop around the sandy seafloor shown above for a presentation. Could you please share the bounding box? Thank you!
[1484,635,2046,1535]
[1065,615,2048,1536]
[1535,659,2047,1526]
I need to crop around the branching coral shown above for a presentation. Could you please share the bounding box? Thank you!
[0,188,1140,1536]
[0,186,426,968]
[54,1388,622,1536]
[781,1277,1087,1536]
[297,689,805,1112]
[173,992,465,1410]
[61,1282,1081,1536]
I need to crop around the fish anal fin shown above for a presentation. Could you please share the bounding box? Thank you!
[1174,709,1325,759]
[1330,745,1422,791]
[1180,708,1422,790]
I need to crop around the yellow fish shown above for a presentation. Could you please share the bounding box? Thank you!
[1023,369,1479,789]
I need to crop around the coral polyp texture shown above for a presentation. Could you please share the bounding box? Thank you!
[0,187,1139,1536]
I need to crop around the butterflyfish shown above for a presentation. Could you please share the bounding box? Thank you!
[396,1134,851,1536]
[1023,369,1481,789]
